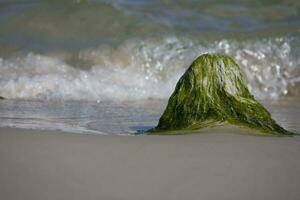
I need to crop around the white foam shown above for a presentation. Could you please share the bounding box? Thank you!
[0,36,299,101]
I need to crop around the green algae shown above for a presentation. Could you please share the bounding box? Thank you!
[149,53,293,135]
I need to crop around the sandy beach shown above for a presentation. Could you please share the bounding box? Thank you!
[1,127,300,200]
[1,1,300,200]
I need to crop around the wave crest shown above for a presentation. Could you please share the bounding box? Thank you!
[0,36,299,101]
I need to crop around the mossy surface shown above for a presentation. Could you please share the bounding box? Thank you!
[149,54,292,135]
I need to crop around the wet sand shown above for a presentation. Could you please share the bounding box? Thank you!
[0,127,300,200]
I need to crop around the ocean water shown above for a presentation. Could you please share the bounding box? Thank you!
[0,98,299,134]
[0,0,299,134]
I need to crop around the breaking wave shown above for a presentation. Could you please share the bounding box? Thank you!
[0,36,299,101]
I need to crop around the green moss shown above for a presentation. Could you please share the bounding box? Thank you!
[149,53,293,135]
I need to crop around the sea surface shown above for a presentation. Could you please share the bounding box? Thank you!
[0,98,299,134]
[0,0,299,134]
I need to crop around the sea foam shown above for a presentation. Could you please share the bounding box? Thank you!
[0,36,299,101]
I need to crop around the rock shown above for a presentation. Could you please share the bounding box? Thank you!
[149,54,292,135]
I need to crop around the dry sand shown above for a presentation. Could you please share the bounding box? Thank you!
[0,127,300,200]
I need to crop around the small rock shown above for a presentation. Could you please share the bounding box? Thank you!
[149,54,292,135]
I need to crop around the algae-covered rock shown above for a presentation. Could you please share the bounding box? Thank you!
[150,53,292,135]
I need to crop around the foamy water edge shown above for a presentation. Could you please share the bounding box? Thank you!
[0,36,299,101]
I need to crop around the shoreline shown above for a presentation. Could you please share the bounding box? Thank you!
[1,127,300,200]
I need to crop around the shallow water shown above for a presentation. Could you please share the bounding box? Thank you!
[0,99,299,135]
[0,0,299,134]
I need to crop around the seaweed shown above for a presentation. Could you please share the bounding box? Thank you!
[149,54,293,135]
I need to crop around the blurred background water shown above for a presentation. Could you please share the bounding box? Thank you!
[0,0,299,134]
